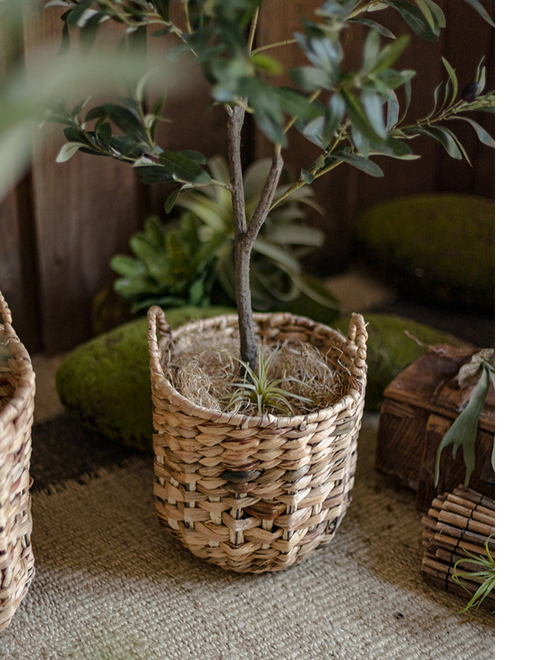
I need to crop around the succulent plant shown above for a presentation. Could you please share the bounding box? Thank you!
[110,156,340,321]
[110,214,218,313]
[177,156,339,320]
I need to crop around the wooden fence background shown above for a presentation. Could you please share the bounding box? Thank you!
[0,0,494,354]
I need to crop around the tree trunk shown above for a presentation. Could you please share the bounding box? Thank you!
[226,104,283,372]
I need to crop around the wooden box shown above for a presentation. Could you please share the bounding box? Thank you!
[376,346,495,511]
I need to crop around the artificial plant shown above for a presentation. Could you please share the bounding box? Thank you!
[110,156,339,320]
[452,535,495,614]
[0,0,161,201]
[46,0,495,371]
[434,348,495,488]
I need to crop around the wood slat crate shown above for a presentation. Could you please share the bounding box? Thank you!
[376,346,494,511]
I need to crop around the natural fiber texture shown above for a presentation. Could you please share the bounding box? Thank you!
[0,292,35,632]
[164,334,346,415]
[422,487,495,609]
[0,416,495,659]
[147,310,368,573]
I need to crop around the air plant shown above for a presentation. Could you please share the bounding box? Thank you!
[434,349,495,488]
[223,346,313,416]
[452,535,495,614]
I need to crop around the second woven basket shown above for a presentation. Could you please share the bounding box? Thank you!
[147,310,367,573]
[0,292,35,631]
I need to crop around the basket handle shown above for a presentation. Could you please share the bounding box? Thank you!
[344,313,368,380]
[147,305,172,374]
[0,290,16,339]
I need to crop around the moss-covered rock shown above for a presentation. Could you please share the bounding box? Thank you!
[57,307,468,451]
[332,313,469,410]
[355,194,495,311]
[56,306,234,452]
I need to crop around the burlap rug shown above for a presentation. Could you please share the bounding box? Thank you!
[0,413,494,660]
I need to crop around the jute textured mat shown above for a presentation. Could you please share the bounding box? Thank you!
[0,417,494,659]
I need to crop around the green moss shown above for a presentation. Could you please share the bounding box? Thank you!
[56,306,235,452]
[355,194,495,311]
[332,313,469,410]
[57,307,468,451]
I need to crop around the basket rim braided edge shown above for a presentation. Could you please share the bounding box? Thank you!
[147,310,368,427]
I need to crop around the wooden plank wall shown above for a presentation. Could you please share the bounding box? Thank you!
[0,8,42,352]
[20,8,146,353]
[0,1,494,354]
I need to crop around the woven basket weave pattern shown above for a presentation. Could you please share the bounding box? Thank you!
[0,292,35,631]
[148,310,367,573]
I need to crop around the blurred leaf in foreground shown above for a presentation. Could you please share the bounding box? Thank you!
[0,0,193,200]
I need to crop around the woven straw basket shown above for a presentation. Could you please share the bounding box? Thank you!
[0,292,35,631]
[147,308,367,573]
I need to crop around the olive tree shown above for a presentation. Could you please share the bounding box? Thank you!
[45,0,495,370]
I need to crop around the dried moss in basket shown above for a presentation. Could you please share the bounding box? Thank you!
[163,334,347,416]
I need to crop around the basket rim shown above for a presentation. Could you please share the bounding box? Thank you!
[0,293,35,428]
[148,311,367,429]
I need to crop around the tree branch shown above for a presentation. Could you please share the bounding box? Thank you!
[226,102,284,370]
[252,39,296,55]
[246,147,283,243]
[226,103,247,234]
[227,102,258,370]
[248,7,260,51]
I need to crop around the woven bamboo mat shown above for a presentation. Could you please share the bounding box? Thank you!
[0,415,494,659]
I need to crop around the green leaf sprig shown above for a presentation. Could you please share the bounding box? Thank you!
[46,0,496,217]
[400,56,495,165]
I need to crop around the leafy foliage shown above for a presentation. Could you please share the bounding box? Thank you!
[44,0,495,367]
[0,0,164,200]
[111,157,340,321]
[46,0,496,207]
[400,56,495,166]
[110,215,218,313]
[176,156,339,320]
[434,350,495,488]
